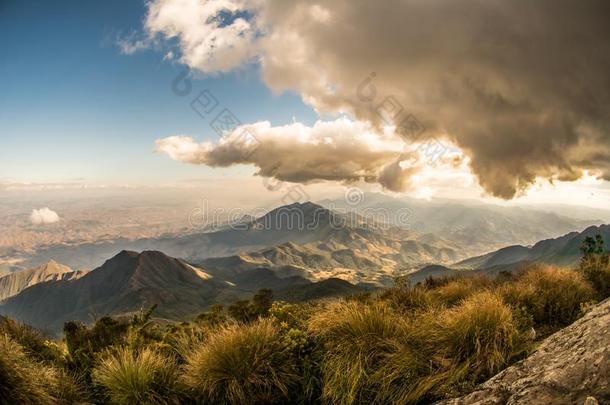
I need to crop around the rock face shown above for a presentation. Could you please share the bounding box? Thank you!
[438,298,610,405]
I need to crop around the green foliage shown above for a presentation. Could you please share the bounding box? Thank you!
[64,316,130,374]
[0,334,57,405]
[581,234,605,256]
[182,319,298,404]
[228,288,274,323]
[195,303,227,327]
[93,347,180,404]
[579,234,610,298]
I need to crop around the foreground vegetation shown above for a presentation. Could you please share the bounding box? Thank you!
[1,237,609,404]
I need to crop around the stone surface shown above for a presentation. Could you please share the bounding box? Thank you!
[437,299,610,405]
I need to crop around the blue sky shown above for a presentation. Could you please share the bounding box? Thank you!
[0,0,316,184]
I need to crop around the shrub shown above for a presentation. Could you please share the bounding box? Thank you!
[502,266,595,328]
[64,317,129,373]
[309,302,429,404]
[182,319,298,404]
[580,253,610,299]
[92,347,179,404]
[0,334,57,405]
[432,291,522,381]
[228,289,274,324]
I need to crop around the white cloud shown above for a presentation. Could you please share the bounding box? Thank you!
[30,208,61,225]
[145,0,261,73]
[156,118,424,192]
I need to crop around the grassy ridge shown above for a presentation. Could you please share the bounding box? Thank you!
[1,252,608,404]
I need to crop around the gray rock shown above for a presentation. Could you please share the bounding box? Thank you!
[437,299,610,405]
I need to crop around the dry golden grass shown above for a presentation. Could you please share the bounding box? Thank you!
[182,319,298,405]
[501,265,595,327]
[433,276,493,307]
[0,334,58,405]
[92,347,179,404]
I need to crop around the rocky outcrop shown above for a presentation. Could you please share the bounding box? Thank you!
[438,299,610,405]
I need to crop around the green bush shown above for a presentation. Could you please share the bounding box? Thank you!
[92,347,179,404]
[182,319,298,404]
[580,254,610,299]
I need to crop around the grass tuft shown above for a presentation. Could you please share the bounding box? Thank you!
[0,334,57,405]
[182,319,297,405]
[92,347,179,404]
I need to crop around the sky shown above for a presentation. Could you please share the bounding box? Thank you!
[0,0,317,184]
[1,0,609,209]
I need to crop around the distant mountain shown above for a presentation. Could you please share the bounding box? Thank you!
[321,193,600,256]
[456,224,610,270]
[0,260,84,301]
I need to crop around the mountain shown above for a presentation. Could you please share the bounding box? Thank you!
[0,251,234,333]
[0,260,84,301]
[456,224,610,270]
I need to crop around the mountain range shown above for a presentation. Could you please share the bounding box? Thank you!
[456,224,610,270]
[0,249,368,334]
[8,195,599,273]
[8,202,466,283]
[406,224,610,284]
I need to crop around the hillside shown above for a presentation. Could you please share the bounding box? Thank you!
[199,232,460,286]
[0,260,84,301]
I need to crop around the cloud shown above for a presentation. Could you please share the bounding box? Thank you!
[145,0,260,73]
[30,208,60,225]
[156,118,421,192]
[144,0,610,199]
